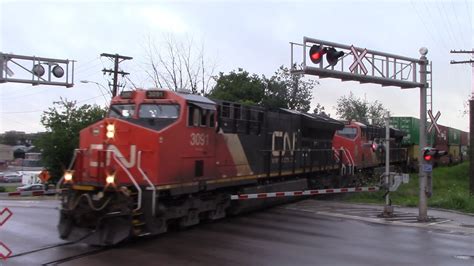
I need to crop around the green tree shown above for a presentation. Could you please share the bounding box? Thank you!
[209,68,265,105]
[263,65,316,112]
[210,66,318,112]
[313,103,329,117]
[36,99,106,181]
[335,92,389,126]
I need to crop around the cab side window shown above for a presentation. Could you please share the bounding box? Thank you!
[188,105,215,128]
[188,106,202,127]
[201,110,208,127]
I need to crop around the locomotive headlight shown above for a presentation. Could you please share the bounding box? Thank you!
[106,124,115,139]
[64,171,73,182]
[106,174,115,184]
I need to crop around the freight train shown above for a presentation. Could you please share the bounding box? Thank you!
[390,117,469,168]
[58,89,408,246]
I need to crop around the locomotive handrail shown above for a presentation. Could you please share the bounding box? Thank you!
[137,151,156,216]
[332,147,347,175]
[339,147,354,175]
[343,148,355,174]
[109,151,142,212]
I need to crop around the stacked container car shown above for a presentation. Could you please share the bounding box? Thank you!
[460,131,469,162]
[391,116,466,167]
[447,127,461,164]
[390,117,434,169]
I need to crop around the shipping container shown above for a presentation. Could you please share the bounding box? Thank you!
[407,144,420,161]
[448,127,461,145]
[389,117,400,129]
[434,124,449,149]
[391,117,434,146]
[448,145,461,163]
[461,145,469,161]
[398,117,419,145]
[460,131,469,146]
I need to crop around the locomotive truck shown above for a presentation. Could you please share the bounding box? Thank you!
[58,89,406,246]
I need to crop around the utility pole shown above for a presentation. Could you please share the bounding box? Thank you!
[450,49,474,196]
[100,53,132,97]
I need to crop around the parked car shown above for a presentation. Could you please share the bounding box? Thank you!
[16,184,45,191]
[4,173,22,183]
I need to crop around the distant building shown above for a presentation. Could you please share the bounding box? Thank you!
[0,144,14,161]
[0,144,14,170]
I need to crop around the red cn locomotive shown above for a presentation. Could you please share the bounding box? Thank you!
[58,89,363,246]
[332,121,407,175]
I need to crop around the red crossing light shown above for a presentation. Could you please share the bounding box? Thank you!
[309,45,326,64]
[423,154,432,161]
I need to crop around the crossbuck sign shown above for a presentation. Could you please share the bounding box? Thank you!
[427,110,441,133]
[349,46,368,75]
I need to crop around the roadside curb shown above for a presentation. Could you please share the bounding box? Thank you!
[337,200,474,217]
[282,200,474,235]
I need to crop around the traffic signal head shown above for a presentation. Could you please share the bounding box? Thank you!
[309,45,326,64]
[326,47,344,66]
[423,153,432,162]
[423,148,435,162]
[423,148,448,163]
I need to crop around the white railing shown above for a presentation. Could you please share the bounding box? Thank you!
[334,147,355,175]
[109,151,142,212]
[137,151,156,216]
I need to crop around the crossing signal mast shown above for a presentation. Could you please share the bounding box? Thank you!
[290,36,432,221]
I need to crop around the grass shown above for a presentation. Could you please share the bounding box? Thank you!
[345,162,474,214]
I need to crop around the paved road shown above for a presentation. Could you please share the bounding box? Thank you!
[2,199,474,265]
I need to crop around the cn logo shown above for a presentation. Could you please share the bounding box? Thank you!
[271,131,297,157]
[89,144,137,168]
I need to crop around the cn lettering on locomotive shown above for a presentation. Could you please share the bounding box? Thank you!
[271,131,297,157]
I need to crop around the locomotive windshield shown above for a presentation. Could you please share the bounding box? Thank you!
[139,104,179,119]
[108,104,136,119]
[336,127,357,139]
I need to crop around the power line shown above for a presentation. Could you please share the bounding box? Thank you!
[432,1,457,47]
[410,0,448,51]
[450,0,470,49]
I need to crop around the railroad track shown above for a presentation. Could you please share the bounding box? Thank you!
[41,247,108,265]
[8,240,108,265]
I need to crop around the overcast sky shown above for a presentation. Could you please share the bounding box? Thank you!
[0,0,472,133]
